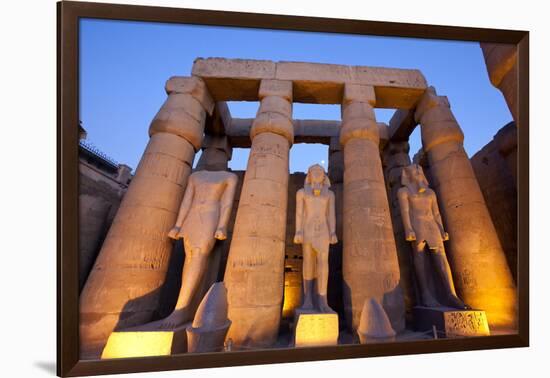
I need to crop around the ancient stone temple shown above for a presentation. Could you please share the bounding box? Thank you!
[79,57,519,359]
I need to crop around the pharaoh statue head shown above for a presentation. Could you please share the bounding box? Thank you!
[304,164,331,196]
[401,164,429,193]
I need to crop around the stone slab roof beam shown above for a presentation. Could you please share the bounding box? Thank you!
[192,58,428,109]
[388,108,417,142]
[224,118,390,148]
[226,118,339,147]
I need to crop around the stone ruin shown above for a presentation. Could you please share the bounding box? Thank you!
[78,51,519,359]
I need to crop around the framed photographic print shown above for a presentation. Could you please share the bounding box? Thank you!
[57,0,529,376]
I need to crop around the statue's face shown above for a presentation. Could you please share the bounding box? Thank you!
[308,166,325,185]
[407,165,427,192]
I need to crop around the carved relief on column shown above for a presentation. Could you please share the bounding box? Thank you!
[340,84,405,334]
[415,87,517,330]
[79,76,213,358]
[195,135,232,172]
[382,141,417,323]
[224,79,293,348]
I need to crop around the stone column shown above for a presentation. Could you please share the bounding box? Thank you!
[480,43,518,122]
[195,134,232,171]
[224,80,293,348]
[79,77,213,358]
[327,137,344,316]
[340,84,405,333]
[328,137,344,187]
[415,87,517,330]
[382,141,417,323]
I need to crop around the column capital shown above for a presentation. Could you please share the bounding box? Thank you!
[343,84,376,106]
[259,79,293,102]
[250,112,294,144]
[166,76,215,115]
[340,101,379,146]
[251,80,294,144]
[414,86,450,123]
[415,87,464,152]
[150,76,214,151]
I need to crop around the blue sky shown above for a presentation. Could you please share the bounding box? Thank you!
[79,18,512,173]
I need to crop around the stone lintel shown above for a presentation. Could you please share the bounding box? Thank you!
[226,118,340,147]
[192,58,427,108]
[224,118,390,149]
[388,108,417,142]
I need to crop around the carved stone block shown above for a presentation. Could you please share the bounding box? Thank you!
[413,306,490,337]
[101,322,190,359]
[294,310,339,347]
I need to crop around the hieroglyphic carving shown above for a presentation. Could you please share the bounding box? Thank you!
[444,310,490,337]
[294,313,339,347]
[224,79,293,348]
[416,87,517,329]
[80,77,212,358]
[341,85,405,333]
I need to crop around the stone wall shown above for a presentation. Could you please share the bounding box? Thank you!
[470,122,518,282]
[78,158,130,290]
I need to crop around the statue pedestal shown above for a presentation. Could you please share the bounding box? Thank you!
[101,322,190,359]
[413,306,490,338]
[293,309,339,347]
